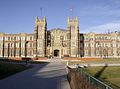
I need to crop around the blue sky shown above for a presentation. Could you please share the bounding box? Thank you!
[0,0,120,33]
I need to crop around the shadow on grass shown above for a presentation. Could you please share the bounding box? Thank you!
[94,64,108,78]
[0,63,32,80]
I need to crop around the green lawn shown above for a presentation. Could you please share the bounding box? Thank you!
[65,58,120,65]
[0,63,30,79]
[84,66,120,89]
[0,58,47,79]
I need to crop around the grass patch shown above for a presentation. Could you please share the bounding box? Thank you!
[0,63,30,80]
[84,66,120,89]
[0,58,47,79]
[65,58,120,65]
[0,58,47,64]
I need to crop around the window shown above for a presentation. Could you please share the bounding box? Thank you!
[21,49,24,56]
[11,37,13,41]
[14,37,16,41]
[4,43,7,48]
[16,43,19,48]
[48,36,51,40]
[12,43,14,48]
[85,43,88,47]
[95,37,98,40]
[112,37,116,41]
[113,43,116,47]
[17,37,19,40]
[71,49,76,55]
[85,37,89,41]
[90,38,93,40]
[80,43,83,47]
[21,37,25,40]
[90,43,94,47]
[30,36,32,40]
[71,42,75,47]
[96,50,99,55]
[16,50,19,56]
[105,37,107,40]
[21,43,25,48]
[5,37,8,41]
[0,37,3,41]
[38,26,42,30]
[85,50,88,55]
[102,37,104,40]
[80,36,83,41]
[71,26,75,33]
[71,35,75,40]
[98,37,101,40]
[107,43,110,47]
[30,43,32,47]
[96,43,99,47]
[56,36,59,40]
[64,36,66,40]
[118,43,120,47]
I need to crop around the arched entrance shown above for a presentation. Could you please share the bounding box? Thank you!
[54,50,59,57]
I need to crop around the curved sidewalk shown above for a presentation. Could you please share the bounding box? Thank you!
[0,61,71,89]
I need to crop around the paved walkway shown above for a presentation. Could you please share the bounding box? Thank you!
[0,59,71,89]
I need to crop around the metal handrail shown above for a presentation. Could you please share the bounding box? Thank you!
[78,68,113,89]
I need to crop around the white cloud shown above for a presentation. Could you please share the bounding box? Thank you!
[80,1,120,17]
[83,23,120,33]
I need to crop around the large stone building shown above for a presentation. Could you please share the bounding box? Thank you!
[0,16,120,58]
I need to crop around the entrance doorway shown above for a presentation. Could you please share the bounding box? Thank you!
[54,50,59,57]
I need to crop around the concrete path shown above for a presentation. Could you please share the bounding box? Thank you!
[0,60,71,89]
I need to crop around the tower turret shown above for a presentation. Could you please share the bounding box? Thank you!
[34,16,47,57]
[67,16,80,57]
